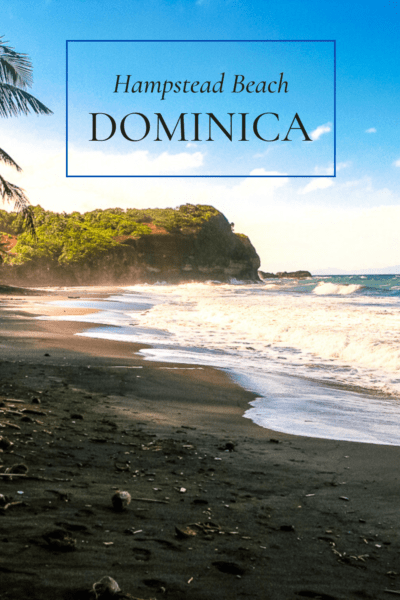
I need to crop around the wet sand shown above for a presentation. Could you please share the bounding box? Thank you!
[1,289,400,600]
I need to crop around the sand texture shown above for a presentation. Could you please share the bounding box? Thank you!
[0,289,400,600]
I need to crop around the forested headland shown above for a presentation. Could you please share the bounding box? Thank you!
[0,204,260,285]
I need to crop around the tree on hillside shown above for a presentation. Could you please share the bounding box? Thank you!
[0,37,52,233]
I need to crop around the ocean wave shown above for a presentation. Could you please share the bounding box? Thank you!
[48,278,400,398]
[120,282,400,396]
[313,282,363,295]
[262,283,279,290]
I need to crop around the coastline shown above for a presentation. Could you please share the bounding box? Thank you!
[1,289,400,599]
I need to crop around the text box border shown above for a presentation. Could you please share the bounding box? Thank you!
[66,39,336,178]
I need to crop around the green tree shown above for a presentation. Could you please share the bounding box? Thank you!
[0,37,52,233]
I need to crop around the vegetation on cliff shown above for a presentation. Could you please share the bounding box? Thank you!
[0,204,221,266]
[0,203,260,285]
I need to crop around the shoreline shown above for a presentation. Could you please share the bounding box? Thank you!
[24,286,400,447]
[1,289,400,599]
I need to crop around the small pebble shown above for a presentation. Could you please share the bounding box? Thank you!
[92,576,120,599]
[6,463,28,475]
[280,524,295,532]
[111,490,131,511]
[0,436,13,451]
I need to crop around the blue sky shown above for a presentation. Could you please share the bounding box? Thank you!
[1,0,400,271]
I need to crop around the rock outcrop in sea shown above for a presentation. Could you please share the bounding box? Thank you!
[258,270,312,279]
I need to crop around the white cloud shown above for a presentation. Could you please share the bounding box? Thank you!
[366,127,377,133]
[298,179,334,195]
[314,164,335,176]
[226,169,289,198]
[248,169,287,177]
[393,158,400,167]
[68,147,204,176]
[342,178,366,188]
[310,123,331,141]
[314,161,350,175]
[253,148,273,159]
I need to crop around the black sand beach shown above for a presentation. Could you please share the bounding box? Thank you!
[1,289,400,600]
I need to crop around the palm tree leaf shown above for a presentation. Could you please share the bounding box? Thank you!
[0,174,36,236]
[0,83,53,118]
[0,38,48,239]
[0,173,28,206]
[0,147,22,171]
[0,38,33,88]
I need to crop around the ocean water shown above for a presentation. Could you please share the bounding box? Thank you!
[38,274,400,445]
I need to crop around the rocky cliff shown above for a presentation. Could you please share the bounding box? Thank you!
[0,204,260,286]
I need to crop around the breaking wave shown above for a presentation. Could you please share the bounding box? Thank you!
[313,282,363,295]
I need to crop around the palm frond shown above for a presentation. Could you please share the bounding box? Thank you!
[0,147,22,171]
[0,83,53,118]
[0,38,33,88]
[0,174,36,236]
[0,37,49,240]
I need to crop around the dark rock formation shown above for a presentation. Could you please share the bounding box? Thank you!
[259,270,312,279]
[258,271,278,279]
[276,271,312,279]
[0,210,261,286]
[0,284,43,295]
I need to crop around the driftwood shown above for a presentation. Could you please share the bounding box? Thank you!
[0,473,53,481]
[129,497,169,504]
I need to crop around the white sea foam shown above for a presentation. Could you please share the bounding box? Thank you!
[313,282,363,295]
[260,283,278,290]
[34,279,400,443]
[68,281,400,397]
